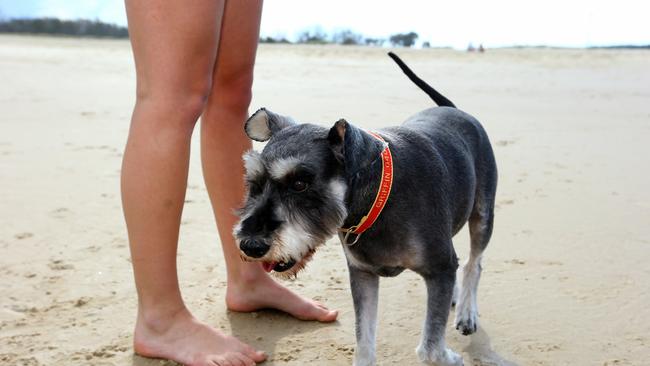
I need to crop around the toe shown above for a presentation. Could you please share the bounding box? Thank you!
[227,356,245,366]
[211,355,234,366]
[209,356,229,366]
[319,309,339,322]
[308,300,338,322]
[241,345,266,362]
[234,353,256,366]
[298,301,338,322]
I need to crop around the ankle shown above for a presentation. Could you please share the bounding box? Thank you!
[136,302,191,335]
[226,261,268,288]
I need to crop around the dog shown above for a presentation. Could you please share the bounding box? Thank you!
[234,52,497,366]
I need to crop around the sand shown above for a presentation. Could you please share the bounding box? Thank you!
[1,34,649,365]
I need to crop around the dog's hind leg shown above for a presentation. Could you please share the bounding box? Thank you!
[454,199,494,336]
[349,266,380,366]
[416,269,463,366]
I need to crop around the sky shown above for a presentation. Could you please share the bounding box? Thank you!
[0,0,648,48]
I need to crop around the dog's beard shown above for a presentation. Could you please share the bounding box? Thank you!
[268,244,319,280]
[239,238,325,280]
[234,214,331,279]
[265,222,327,279]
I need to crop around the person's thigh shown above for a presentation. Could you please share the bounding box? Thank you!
[125,0,225,105]
[209,0,263,106]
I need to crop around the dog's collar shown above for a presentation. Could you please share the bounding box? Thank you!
[339,132,393,246]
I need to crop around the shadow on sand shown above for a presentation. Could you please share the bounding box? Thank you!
[462,327,519,366]
[130,308,338,366]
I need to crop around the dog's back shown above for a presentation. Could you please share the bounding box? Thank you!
[383,53,497,237]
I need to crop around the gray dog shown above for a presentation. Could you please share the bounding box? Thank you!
[234,52,497,366]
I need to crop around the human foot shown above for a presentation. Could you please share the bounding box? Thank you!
[134,307,266,366]
[226,267,338,322]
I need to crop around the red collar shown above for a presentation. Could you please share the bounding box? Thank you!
[339,132,394,245]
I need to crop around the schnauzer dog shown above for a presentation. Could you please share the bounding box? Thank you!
[234,52,497,366]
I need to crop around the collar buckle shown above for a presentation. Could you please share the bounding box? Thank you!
[339,227,362,246]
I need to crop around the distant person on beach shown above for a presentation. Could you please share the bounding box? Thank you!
[121,1,337,365]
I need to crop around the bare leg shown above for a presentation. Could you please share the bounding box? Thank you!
[200,0,337,322]
[122,1,264,365]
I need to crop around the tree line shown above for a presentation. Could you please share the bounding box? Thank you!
[0,18,426,47]
[264,28,421,47]
[0,18,128,38]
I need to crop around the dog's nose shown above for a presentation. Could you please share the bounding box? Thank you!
[240,239,270,258]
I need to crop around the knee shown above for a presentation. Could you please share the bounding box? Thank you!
[212,64,254,113]
[135,78,213,131]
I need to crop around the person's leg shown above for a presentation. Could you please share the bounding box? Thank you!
[122,1,264,365]
[200,0,337,322]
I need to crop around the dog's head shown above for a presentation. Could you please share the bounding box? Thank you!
[234,108,353,278]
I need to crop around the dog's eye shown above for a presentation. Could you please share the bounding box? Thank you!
[291,180,308,192]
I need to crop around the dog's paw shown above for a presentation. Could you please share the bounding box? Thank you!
[353,358,376,366]
[353,348,376,366]
[454,308,478,335]
[353,361,375,366]
[416,343,463,366]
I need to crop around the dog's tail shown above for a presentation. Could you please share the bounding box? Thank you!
[387,52,456,108]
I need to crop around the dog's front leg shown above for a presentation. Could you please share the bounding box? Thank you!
[349,265,379,366]
[416,271,463,366]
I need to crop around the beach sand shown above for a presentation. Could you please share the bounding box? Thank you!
[1,35,649,365]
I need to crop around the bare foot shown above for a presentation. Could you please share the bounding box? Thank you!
[226,266,339,322]
[134,307,266,366]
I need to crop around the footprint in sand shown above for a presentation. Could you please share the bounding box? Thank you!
[73,343,129,362]
[1,355,40,366]
[14,232,34,240]
[495,199,515,209]
[495,139,516,147]
[0,146,11,155]
[541,260,564,266]
[48,259,74,271]
[50,207,70,219]
[85,245,101,253]
[505,259,526,265]
[74,297,91,307]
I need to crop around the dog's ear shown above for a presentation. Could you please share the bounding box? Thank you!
[245,108,295,142]
[328,119,385,174]
[327,119,347,162]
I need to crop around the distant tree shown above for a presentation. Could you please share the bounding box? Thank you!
[297,27,328,44]
[331,29,363,45]
[259,36,291,44]
[422,41,431,48]
[364,37,384,46]
[389,32,419,47]
[0,17,128,38]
